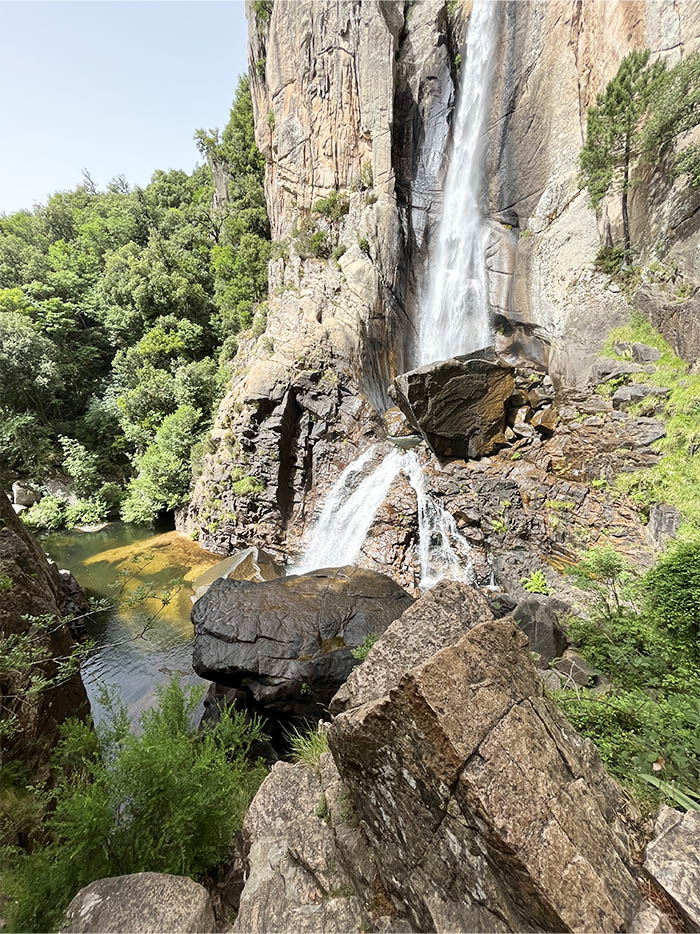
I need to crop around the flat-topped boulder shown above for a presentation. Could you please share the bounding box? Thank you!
[61,873,215,933]
[389,348,514,459]
[192,566,413,715]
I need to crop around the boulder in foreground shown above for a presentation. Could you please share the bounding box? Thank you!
[192,566,413,715]
[61,873,215,933]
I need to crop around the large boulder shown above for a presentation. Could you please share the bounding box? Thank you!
[644,806,700,930]
[61,873,215,933]
[192,566,413,715]
[510,594,570,662]
[329,585,643,933]
[388,349,514,459]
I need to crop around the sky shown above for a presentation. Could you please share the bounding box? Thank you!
[0,0,249,214]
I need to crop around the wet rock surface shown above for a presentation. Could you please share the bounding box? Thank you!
[389,350,515,459]
[61,873,215,934]
[192,566,413,715]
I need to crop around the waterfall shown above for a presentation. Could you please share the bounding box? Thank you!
[294,447,405,574]
[296,447,474,589]
[403,452,475,589]
[296,2,498,588]
[416,0,499,365]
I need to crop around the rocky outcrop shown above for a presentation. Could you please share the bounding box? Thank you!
[61,873,215,934]
[0,492,89,775]
[644,806,700,931]
[389,351,515,459]
[233,583,666,933]
[192,566,413,716]
[190,545,284,603]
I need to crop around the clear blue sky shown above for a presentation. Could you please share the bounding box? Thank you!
[0,1,249,214]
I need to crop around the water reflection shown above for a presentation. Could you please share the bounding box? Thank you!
[42,523,221,725]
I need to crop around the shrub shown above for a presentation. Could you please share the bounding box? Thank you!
[232,475,264,497]
[360,161,373,190]
[64,497,110,528]
[567,545,635,619]
[332,244,347,264]
[121,405,201,523]
[645,542,700,647]
[22,495,66,530]
[594,244,625,276]
[4,680,267,933]
[59,437,101,497]
[313,191,350,222]
[358,236,370,256]
[520,569,551,595]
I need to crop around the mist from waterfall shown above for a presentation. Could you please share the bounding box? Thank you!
[296,1,498,588]
[416,0,499,365]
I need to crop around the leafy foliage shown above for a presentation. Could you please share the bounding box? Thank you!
[351,633,379,661]
[642,51,700,181]
[4,680,267,933]
[520,569,551,595]
[556,544,700,810]
[0,76,270,524]
[602,314,700,536]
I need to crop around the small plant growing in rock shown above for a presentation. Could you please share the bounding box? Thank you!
[491,518,507,535]
[0,573,14,592]
[359,161,373,190]
[520,570,551,595]
[351,633,378,662]
[358,236,370,256]
[287,725,329,768]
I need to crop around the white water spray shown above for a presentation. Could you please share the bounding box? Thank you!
[295,447,405,574]
[297,447,474,589]
[416,0,499,365]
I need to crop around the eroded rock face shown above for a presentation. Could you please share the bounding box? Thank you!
[192,566,413,715]
[389,351,515,459]
[0,493,89,775]
[61,873,215,934]
[330,604,642,933]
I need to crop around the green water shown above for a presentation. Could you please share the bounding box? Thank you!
[42,523,221,725]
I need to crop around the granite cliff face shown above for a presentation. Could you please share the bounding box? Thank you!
[488,0,700,384]
[181,0,700,568]
[179,0,456,557]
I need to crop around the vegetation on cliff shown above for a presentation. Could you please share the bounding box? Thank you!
[0,76,269,526]
[557,541,700,812]
[3,680,267,933]
[580,49,700,262]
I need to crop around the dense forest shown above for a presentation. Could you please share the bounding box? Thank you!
[0,76,269,527]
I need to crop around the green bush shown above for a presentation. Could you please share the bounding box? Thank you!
[4,680,267,933]
[22,495,66,530]
[64,497,110,528]
[566,544,635,619]
[520,569,551,595]
[645,542,700,646]
[121,405,201,524]
[351,633,378,661]
[594,244,625,276]
[313,191,350,222]
[358,236,370,256]
[556,543,700,810]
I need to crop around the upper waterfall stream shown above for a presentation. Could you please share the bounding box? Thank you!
[297,0,499,588]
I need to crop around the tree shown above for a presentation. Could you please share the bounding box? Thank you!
[643,51,700,186]
[580,50,665,263]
